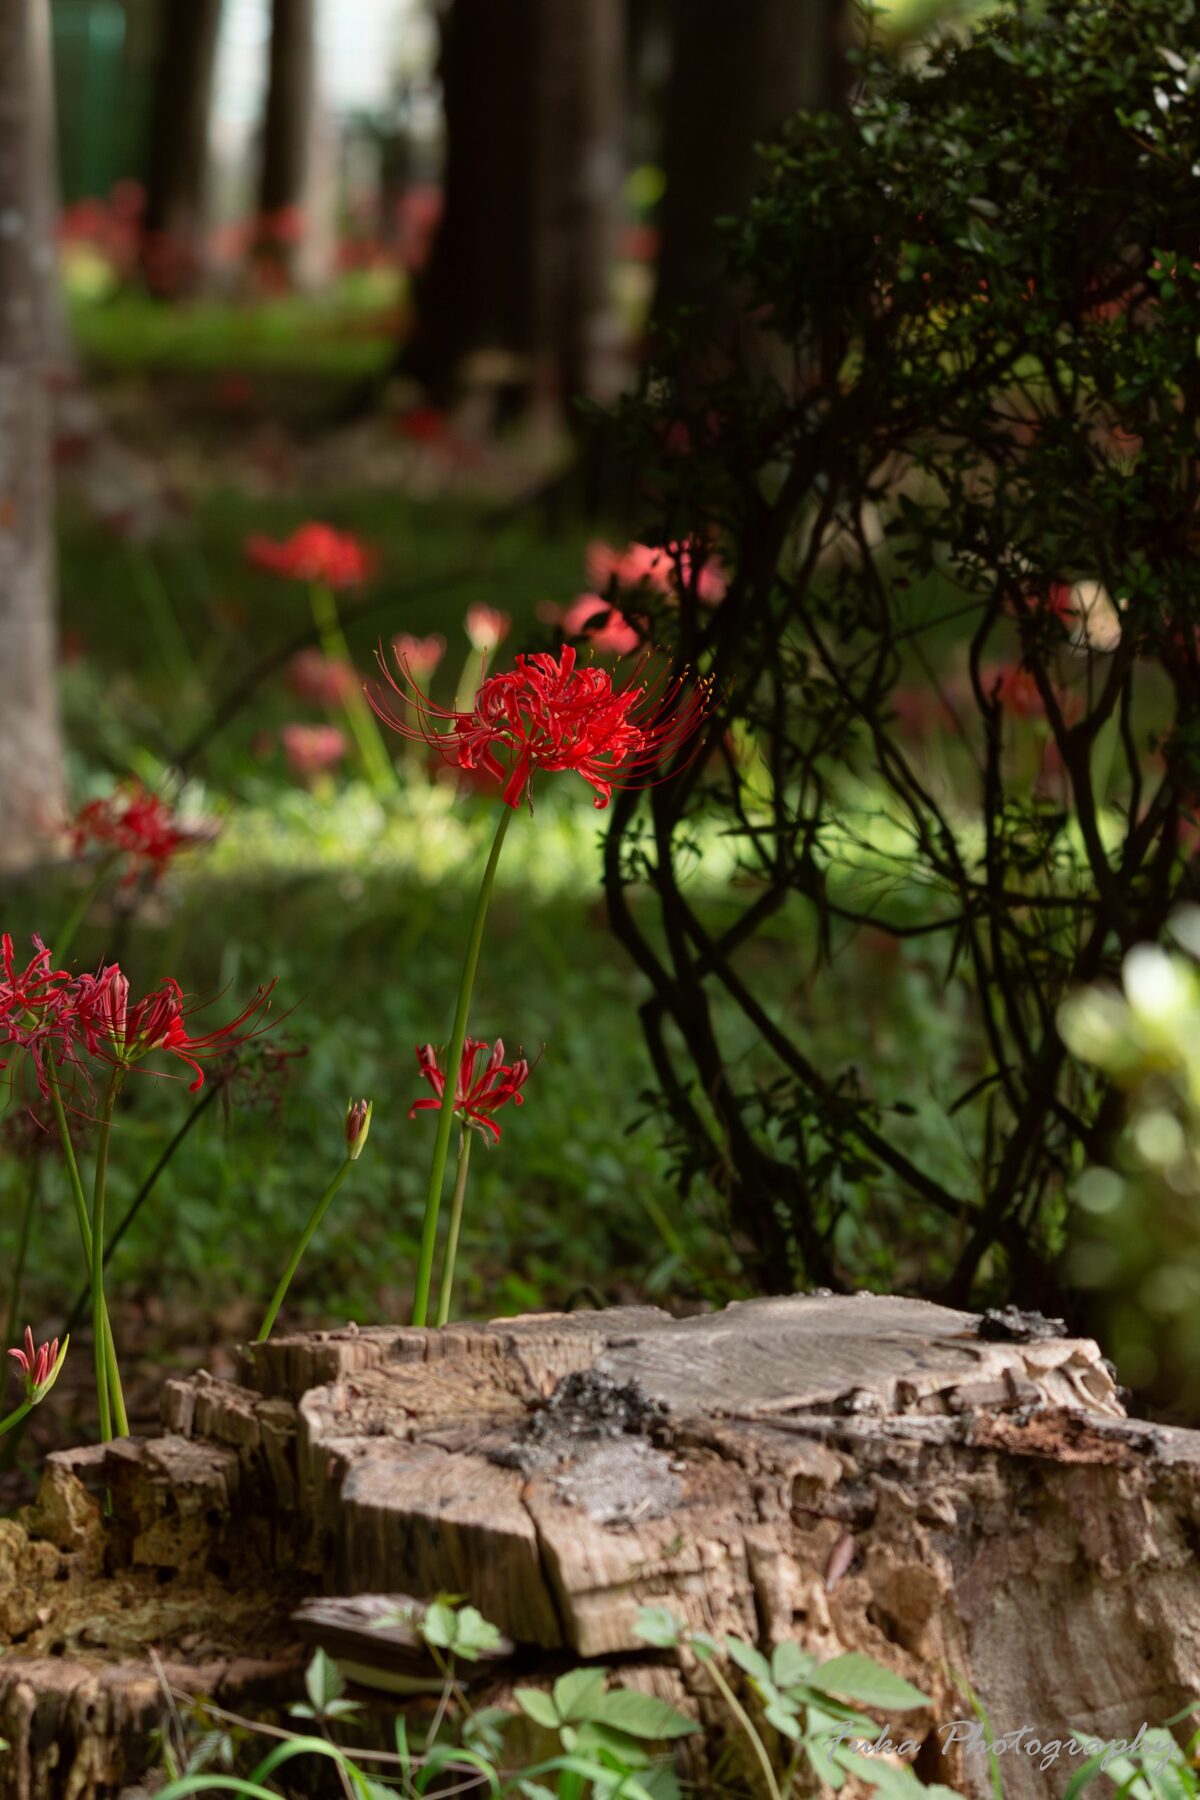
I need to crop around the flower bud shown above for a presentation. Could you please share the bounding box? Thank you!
[8,1328,68,1405]
[345,1098,373,1160]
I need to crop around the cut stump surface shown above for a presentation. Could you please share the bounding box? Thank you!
[3,1293,1200,1799]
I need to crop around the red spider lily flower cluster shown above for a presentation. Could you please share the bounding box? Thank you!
[245,523,376,589]
[8,1327,62,1402]
[0,933,277,1101]
[372,642,713,810]
[586,537,727,606]
[465,605,510,652]
[409,1038,530,1143]
[392,632,447,677]
[280,722,348,779]
[287,648,356,707]
[70,782,206,883]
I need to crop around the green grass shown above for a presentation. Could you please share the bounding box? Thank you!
[67,270,402,380]
[2,483,745,1350]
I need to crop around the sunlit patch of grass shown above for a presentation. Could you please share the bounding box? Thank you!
[67,270,404,379]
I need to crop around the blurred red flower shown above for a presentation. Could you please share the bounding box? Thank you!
[280,722,348,778]
[245,524,376,589]
[586,537,727,605]
[392,632,447,677]
[70,782,205,882]
[408,1037,530,1143]
[465,604,510,652]
[561,593,642,656]
[372,641,713,810]
[287,648,357,707]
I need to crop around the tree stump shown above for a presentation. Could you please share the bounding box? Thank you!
[3,1293,1200,1799]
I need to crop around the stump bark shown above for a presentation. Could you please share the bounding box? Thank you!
[3,1293,1200,1799]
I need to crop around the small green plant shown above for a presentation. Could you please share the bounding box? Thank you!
[635,1606,955,1799]
[143,1600,698,1800]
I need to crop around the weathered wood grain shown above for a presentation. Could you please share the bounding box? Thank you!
[2,1293,1199,1800]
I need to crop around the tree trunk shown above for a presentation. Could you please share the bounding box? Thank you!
[141,0,224,297]
[5,1296,1200,1797]
[654,0,844,327]
[406,0,624,418]
[0,0,65,872]
[256,0,331,291]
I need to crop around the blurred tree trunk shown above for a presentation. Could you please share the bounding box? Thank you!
[256,0,331,290]
[0,0,65,872]
[654,0,845,326]
[141,0,223,296]
[406,0,624,417]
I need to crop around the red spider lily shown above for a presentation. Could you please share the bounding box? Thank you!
[0,935,77,1102]
[287,648,357,707]
[465,605,510,652]
[0,934,69,1022]
[408,1038,530,1143]
[586,537,727,606]
[8,1327,62,1402]
[392,632,447,677]
[71,968,279,1092]
[372,642,713,810]
[70,782,206,882]
[561,593,643,657]
[245,524,376,589]
[280,723,348,779]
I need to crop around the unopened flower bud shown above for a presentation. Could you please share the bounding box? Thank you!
[345,1098,373,1160]
[8,1328,68,1405]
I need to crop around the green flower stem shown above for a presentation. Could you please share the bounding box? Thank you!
[0,1396,33,1439]
[413,805,514,1327]
[55,851,118,964]
[435,1127,473,1328]
[704,1657,784,1800]
[91,1073,123,1443]
[3,1158,39,1351]
[454,646,485,717]
[256,1157,353,1343]
[46,1064,127,1436]
[309,580,397,793]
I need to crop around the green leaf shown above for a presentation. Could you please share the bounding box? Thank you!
[772,1640,814,1690]
[836,1750,942,1797]
[634,1606,681,1649]
[588,1689,700,1740]
[452,1605,502,1661]
[805,1733,848,1790]
[514,1688,562,1731]
[421,1602,457,1650]
[301,1648,346,1716]
[808,1653,929,1710]
[570,1719,652,1764]
[553,1666,610,1722]
[463,1704,511,1761]
[725,1638,773,1686]
[764,1701,802,1740]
